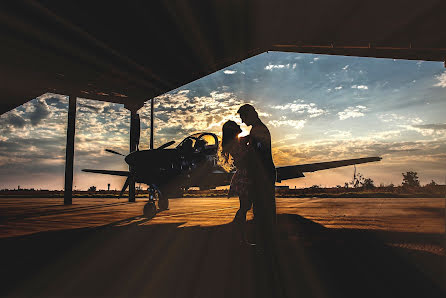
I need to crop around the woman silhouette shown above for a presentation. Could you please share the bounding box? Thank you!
[221,120,252,243]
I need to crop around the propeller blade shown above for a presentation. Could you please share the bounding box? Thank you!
[105,149,125,156]
[118,177,130,199]
[82,169,130,177]
[156,141,175,150]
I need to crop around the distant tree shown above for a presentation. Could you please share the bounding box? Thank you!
[350,172,364,188]
[309,184,321,189]
[88,186,97,192]
[347,168,376,189]
[362,178,375,189]
[426,180,438,186]
[402,171,420,187]
[336,185,342,188]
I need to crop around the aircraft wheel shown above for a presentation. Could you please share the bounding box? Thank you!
[143,201,157,218]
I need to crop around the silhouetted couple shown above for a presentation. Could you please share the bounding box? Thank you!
[222,104,276,246]
[222,104,280,296]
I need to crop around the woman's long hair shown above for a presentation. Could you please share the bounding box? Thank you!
[221,120,241,166]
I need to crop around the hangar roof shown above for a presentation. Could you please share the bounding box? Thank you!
[1,0,445,114]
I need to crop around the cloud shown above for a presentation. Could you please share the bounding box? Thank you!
[28,99,52,126]
[338,106,367,120]
[223,70,237,74]
[0,112,26,128]
[177,90,190,95]
[351,85,368,90]
[271,100,326,118]
[412,123,446,130]
[38,94,68,108]
[433,71,446,87]
[405,123,446,137]
[377,114,445,137]
[77,99,122,115]
[378,113,423,125]
[272,137,446,170]
[210,91,232,100]
[78,102,102,113]
[138,89,249,143]
[410,117,423,125]
[324,130,352,139]
[379,113,406,123]
[157,125,195,136]
[268,119,306,129]
[369,129,402,140]
[0,94,68,137]
[265,63,290,71]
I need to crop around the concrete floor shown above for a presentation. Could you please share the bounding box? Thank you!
[0,197,444,297]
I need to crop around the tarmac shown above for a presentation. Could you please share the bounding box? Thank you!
[0,197,444,297]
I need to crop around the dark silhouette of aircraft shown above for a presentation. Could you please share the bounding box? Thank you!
[83,132,381,216]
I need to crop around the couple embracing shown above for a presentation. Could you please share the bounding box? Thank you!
[221,104,277,253]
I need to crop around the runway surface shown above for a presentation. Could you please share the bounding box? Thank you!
[0,197,444,297]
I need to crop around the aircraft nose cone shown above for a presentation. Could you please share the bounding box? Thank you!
[125,150,158,167]
[125,151,138,166]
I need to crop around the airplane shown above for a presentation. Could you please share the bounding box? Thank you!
[83,132,381,217]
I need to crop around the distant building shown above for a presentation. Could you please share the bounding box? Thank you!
[275,185,289,189]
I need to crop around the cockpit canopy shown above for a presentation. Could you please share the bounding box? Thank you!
[177,132,219,154]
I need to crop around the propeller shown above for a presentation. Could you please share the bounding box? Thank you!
[105,114,143,199]
[105,149,125,156]
[156,140,175,150]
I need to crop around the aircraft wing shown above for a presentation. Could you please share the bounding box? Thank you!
[82,169,130,177]
[276,157,381,182]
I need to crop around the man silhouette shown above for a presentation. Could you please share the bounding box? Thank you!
[237,104,279,297]
[237,104,276,243]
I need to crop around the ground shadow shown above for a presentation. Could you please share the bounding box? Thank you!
[0,214,444,298]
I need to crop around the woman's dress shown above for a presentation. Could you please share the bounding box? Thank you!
[229,137,251,198]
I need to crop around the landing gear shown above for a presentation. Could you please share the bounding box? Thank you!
[149,185,169,211]
[143,186,159,218]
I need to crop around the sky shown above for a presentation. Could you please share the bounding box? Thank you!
[1,52,446,190]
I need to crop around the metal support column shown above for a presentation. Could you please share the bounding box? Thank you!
[64,96,77,205]
[150,98,154,150]
[128,109,138,202]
